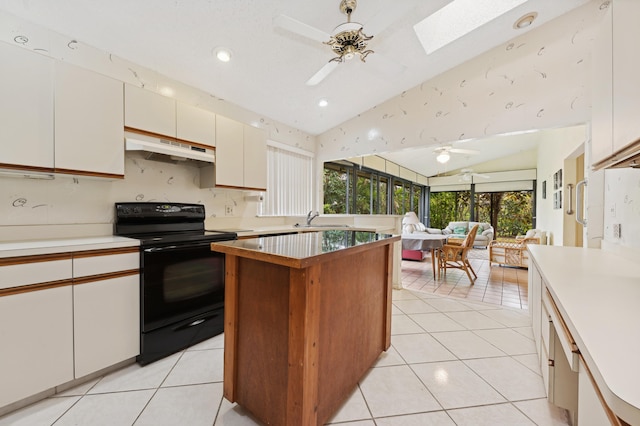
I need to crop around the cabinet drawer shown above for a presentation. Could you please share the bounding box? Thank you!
[0,255,72,290]
[73,250,139,278]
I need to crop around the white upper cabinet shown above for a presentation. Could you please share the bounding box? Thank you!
[215,115,245,188]
[124,84,176,137]
[592,0,640,167]
[54,62,124,176]
[590,5,613,166]
[176,102,216,147]
[611,0,640,153]
[0,43,54,170]
[214,116,267,190]
[243,124,267,190]
[125,85,216,148]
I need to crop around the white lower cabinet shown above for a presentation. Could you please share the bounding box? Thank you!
[578,358,612,426]
[0,247,140,410]
[73,275,140,378]
[0,287,74,408]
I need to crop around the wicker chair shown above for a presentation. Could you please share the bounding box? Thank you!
[438,224,479,284]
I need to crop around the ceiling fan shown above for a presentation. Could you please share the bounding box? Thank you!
[273,0,414,86]
[456,168,490,182]
[433,146,479,164]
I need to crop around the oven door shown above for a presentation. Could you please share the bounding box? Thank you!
[141,240,225,332]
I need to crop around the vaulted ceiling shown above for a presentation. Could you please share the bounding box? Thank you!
[0,0,590,138]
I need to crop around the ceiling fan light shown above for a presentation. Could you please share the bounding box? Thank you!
[436,152,450,163]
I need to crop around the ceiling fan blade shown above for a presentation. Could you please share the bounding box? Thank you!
[273,14,330,44]
[306,61,339,86]
[450,148,479,155]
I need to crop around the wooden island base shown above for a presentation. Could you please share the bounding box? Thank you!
[213,231,398,426]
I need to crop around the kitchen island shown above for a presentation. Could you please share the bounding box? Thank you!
[211,230,400,426]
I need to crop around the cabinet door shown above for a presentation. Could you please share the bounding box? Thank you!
[0,287,74,407]
[612,0,640,153]
[54,62,124,176]
[591,5,613,166]
[176,102,216,147]
[124,84,176,137]
[578,358,611,426]
[0,43,54,170]
[243,125,267,190]
[73,274,140,378]
[215,115,244,188]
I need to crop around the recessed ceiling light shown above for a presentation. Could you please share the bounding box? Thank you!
[414,0,527,55]
[513,12,537,29]
[318,98,329,107]
[214,47,232,62]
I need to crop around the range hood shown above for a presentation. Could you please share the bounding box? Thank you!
[125,131,215,166]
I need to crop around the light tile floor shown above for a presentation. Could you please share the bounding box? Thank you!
[0,289,569,426]
[401,249,530,309]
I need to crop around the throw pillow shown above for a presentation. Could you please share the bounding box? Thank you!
[453,226,467,235]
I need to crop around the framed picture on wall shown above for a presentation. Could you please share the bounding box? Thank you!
[542,181,547,199]
[553,172,558,190]
[558,190,562,209]
[558,169,563,189]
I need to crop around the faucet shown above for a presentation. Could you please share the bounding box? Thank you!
[306,210,319,225]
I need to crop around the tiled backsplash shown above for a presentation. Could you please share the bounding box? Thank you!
[603,168,640,249]
[0,153,257,230]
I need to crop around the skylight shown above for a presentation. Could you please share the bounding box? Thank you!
[414,0,527,55]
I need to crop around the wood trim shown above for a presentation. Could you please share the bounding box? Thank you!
[0,279,73,297]
[214,184,267,192]
[286,265,320,426]
[0,252,72,267]
[0,247,138,266]
[592,138,640,171]
[53,168,124,179]
[72,269,139,285]
[124,126,216,150]
[223,254,239,402]
[72,247,139,258]
[579,353,625,426]
[383,244,393,350]
[545,288,580,353]
[0,163,55,173]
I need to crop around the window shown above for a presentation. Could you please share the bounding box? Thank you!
[323,161,426,217]
[429,190,471,229]
[262,143,313,216]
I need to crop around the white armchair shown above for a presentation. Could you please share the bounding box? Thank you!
[516,229,547,245]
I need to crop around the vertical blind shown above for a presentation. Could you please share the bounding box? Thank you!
[262,143,314,216]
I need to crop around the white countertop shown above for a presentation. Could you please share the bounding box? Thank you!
[0,236,140,258]
[528,245,640,424]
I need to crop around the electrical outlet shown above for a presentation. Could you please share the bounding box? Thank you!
[613,223,621,238]
[225,205,234,216]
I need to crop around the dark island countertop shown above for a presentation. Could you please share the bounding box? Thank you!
[211,230,400,269]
